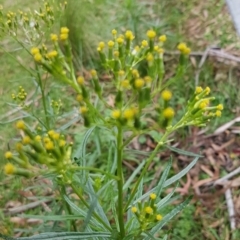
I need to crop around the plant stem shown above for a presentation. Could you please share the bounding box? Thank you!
[117,125,125,238]
[61,186,77,231]
[35,65,50,129]
[124,131,170,212]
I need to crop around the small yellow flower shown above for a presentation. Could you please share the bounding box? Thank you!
[199,102,207,109]
[31,47,39,55]
[132,69,139,78]
[157,48,164,54]
[47,50,58,58]
[34,53,42,62]
[215,110,222,117]
[141,40,148,47]
[60,27,69,34]
[76,94,83,102]
[16,143,23,151]
[134,78,145,89]
[195,86,203,94]
[144,76,152,84]
[4,163,15,175]
[112,29,117,36]
[159,35,167,42]
[77,76,85,85]
[177,42,187,51]
[111,109,121,119]
[16,120,25,130]
[52,133,60,140]
[90,69,97,77]
[163,107,175,119]
[45,141,54,150]
[125,30,134,40]
[50,34,58,42]
[121,79,130,89]
[35,135,41,141]
[59,140,66,147]
[114,51,119,58]
[217,104,223,110]
[154,45,159,51]
[205,87,211,95]
[161,90,172,101]
[60,33,68,40]
[150,193,156,200]
[118,70,125,77]
[98,41,105,50]
[156,214,163,221]
[147,30,156,39]
[131,206,138,213]
[108,40,115,48]
[145,206,153,214]
[123,108,135,120]
[117,37,124,44]
[5,151,13,159]
[146,53,154,62]
[22,136,31,145]
[80,106,88,114]
[48,130,55,137]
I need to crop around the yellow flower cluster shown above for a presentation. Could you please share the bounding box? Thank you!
[131,192,163,232]
[4,121,73,177]
[177,42,191,55]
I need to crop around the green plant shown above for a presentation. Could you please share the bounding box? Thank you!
[1,2,224,239]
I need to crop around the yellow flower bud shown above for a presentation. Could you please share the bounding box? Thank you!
[163,107,175,119]
[22,136,31,145]
[98,41,105,50]
[76,94,83,102]
[111,109,121,119]
[50,34,58,42]
[131,206,137,213]
[147,30,156,39]
[217,104,223,110]
[5,151,13,159]
[195,86,203,94]
[150,193,156,200]
[117,37,124,44]
[31,47,39,55]
[45,141,54,150]
[125,30,134,40]
[145,206,153,214]
[121,79,130,89]
[34,53,42,62]
[80,106,88,114]
[156,214,163,221]
[16,120,25,130]
[35,135,41,142]
[77,76,85,85]
[123,108,135,120]
[141,40,148,47]
[108,40,115,48]
[112,29,117,36]
[60,33,68,40]
[216,110,222,117]
[4,163,15,175]
[47,50,58,58]
[90,69,97,77]
[60,27,69,34]
[134,78,145,89]
[161,90,172,101]
[159,35,167,42]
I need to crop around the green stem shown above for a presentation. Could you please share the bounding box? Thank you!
[124,130,170,212]
[70,183,112,231]
[61,186,77,231]
[117,125,125,238]
[35,64,51,129]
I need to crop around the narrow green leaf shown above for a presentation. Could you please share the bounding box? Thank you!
[166,145,202,157]
[123,160,145,191]
[163,156,199,187]
[16,232,111,240]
